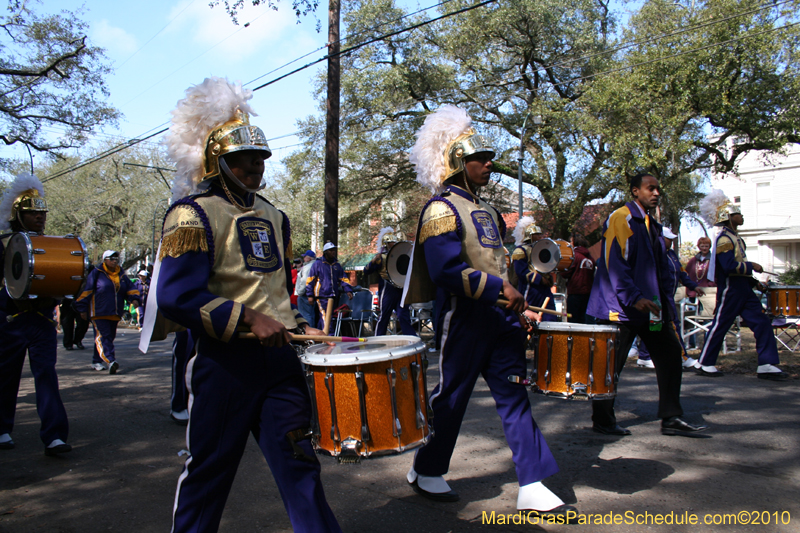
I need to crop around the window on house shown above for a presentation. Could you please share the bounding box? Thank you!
[756,183,771,204]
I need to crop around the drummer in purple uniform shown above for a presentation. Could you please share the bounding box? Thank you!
[305,242,354,330]
[695,190,788,380]
[363,227,415,336]
[0,173,71,455]
[586,173,707,438]
[510,217,557,322]
[154,77,341,532]
[404,105,576,519]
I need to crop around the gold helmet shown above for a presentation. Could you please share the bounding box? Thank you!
[444,129,495,181]
[409,105,495,194]
[202,109,271,182]
[523,223,543,242]
[715,203,742,225]
[0,173,47,232]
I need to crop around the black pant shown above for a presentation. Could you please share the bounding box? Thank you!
[591,320,684,427]
[60,302,89,348]
[567,293,591,324]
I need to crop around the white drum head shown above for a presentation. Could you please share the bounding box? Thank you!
[533,322,619,334]
[386,242,412,288]
[530,238,561,273]
[301,335,425,365]
[3,233,34,299]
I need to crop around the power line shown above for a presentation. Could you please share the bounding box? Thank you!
[41,0,796,181]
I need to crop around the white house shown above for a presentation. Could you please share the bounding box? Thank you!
[711,140,800,278]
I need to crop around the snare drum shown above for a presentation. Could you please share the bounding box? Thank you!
[766,285,800,317]
[3,233,89,300]
[301,335,431,462]
[529,322,618,400]
[530,238,574,273]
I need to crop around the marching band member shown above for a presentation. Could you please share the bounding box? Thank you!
[586,174,707,437]
[363,227,415,335]
[305,242,353,330]
[155,77,340,532]
[0,174,71,455]
[75,250,140,374]
[695,190,787,380]
[510,217,557,322]
[403,105,576,519]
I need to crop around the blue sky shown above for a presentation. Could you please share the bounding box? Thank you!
[11,0,330,171]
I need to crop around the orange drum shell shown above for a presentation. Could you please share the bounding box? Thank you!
[553,240,574,272]
[766,286,800,317]
[5,235,87,299]
[309,352,429,457]
[532,329,617,399]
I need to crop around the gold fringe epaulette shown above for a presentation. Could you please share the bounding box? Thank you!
[511,248,527,261]
[159,227,209,261]
[716,237,734,254]
[418,215,457,244]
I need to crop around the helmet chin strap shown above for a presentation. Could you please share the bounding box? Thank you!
[218,156,265,193]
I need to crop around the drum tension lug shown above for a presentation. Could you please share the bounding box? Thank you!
[32,248,45,254]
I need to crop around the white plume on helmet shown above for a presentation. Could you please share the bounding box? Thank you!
[408,105,472,194]
[0,173,45,231]
[699,189,730,227]
[512,216,536,246]
[165,77,256,202]
[376,226,394,253]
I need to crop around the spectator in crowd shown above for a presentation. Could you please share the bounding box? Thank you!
[294,250,317,326]
[135,270,149,329]
[562,234,595,324]
[60,300,89,351]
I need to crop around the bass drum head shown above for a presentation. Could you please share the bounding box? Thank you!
[301,335,425,366]
[530,238,560,273]
[386,241,412,288]
[3,233,34,299]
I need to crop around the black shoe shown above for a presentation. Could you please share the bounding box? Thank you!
[108,361,119,375]
[64,345,73,351]
[0,440,14,450]
[409,478,460,502]
[757,371,789,381]
[661,416,709,438]
[44,443,72,456]
[695,367,724,377]
[523,505,580,524]
[592,424,631,436]
[75,342,85,350]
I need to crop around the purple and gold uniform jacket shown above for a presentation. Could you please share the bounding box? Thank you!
[586,201,672,325]
[713,226,755,287]
[304,258,353,300]
[75,265,140,320]
[405,184,513,332]
[156,186,306,342]
[665,248,697,297]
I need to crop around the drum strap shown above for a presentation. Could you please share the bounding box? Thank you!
[285,428,315,463]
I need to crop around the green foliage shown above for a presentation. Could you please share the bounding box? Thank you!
[0,0,119,168]
[778,263,800,285]
[17,142,172,270]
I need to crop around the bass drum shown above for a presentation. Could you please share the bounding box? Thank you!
[385,241,412,289]
[530,238,574,273]
[3,233,89,299]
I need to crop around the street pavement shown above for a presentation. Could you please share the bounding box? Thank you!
[0,328,798,532]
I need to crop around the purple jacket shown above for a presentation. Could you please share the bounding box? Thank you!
[586,201,672,325]
[75,266,140,319]
[305,258,353,299]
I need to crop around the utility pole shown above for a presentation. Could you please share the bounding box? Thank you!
[323,0,341,246]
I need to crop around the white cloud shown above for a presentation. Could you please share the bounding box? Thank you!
[165,0,316,63]
[91,20,139,58]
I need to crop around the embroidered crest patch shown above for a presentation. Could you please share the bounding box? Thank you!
[236,217,281,272]
[471,211,501,248]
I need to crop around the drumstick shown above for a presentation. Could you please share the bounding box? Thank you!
[240,332,367,343]
[323,298,334,335]
[497,299,570,318]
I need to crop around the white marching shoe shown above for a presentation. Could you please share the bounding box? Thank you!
[407,465,459,502]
